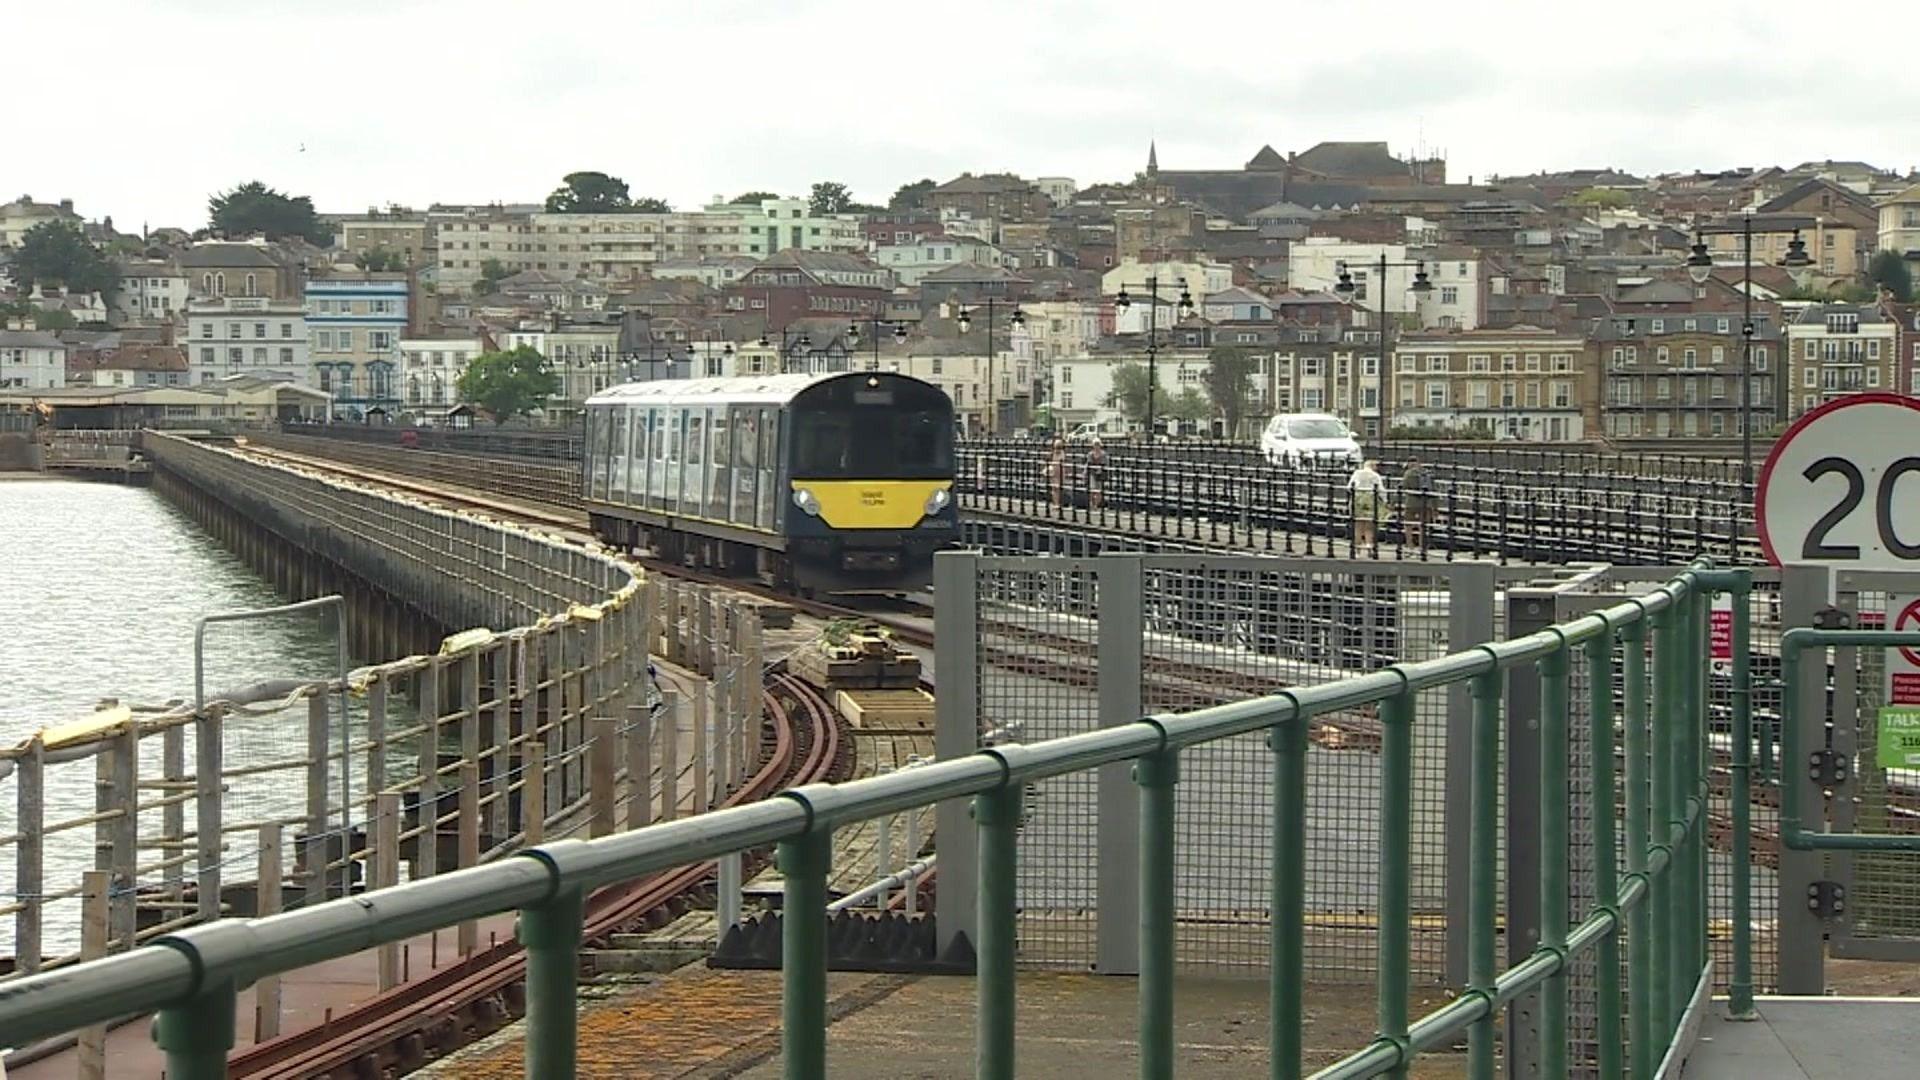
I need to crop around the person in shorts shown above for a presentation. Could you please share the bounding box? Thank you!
[1399,455,1435,550]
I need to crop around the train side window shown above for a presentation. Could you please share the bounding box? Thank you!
[762,406,780,531]
[588,407,609,501]
[624,406,643,506]
[685,411,705,518]
[735,407,759,525]
[608,409,628,502]
[665,409,683,511]
[647,407,664,509]
[710,409,732,522]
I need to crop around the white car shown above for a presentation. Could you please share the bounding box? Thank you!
[1259,413,1363,468]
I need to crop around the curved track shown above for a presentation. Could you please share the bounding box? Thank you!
[227,677,848,1079]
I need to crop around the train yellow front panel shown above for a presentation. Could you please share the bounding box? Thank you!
[792,481,949,529]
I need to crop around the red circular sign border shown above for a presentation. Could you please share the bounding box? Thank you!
[1755,392,1920,568]
[1895,598,1920,670]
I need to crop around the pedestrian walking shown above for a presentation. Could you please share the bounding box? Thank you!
[1348,458,1387,551]
[1085,438,1106,512]
[1046,437,1067,507]
[1399,455,1435,550]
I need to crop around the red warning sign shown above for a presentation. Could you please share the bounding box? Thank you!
[1890,596,1920,706]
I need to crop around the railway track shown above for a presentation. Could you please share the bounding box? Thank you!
[227,674,850,1079]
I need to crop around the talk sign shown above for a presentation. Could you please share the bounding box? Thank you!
[1878,706,1920,769]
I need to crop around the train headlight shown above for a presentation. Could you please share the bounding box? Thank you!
[924,488,952,515]
[792,488,821,516]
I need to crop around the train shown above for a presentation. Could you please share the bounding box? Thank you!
[581,371,959,594]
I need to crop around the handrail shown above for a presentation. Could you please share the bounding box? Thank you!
[0,562,1720,1080]
[1778,627,1920,852]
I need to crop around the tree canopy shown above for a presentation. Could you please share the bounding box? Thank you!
[13,220,119,296]
[1167,388,1212,426]
[1868,250,1914,303]
[1569,187,1632,210]
[1202,346,1260,439]
[1105,362,1169,426]
[208,181,332,244]
[730,191,780,205]
[455,345,561,424]
[809,181,854,216]
[541,171,671,214]
[889,179,936,210]
[475,258,510,294]
[353,248,405,272]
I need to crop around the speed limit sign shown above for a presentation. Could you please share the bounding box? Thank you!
[1757,393,1920,569]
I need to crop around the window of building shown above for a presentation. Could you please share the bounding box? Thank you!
[200,347,213,364]
[254,322,266,338]
[1469,381,1490,407]
[1426,380,1447,408]
[226,322,240,339]
[280,347,294,364]
[227,348,242,365]
[1426,355,1449,372]
[1502,354,1518,371]
[1711,345,1725,364]
[201,323,213,339]
[1868,366,1881,387]
[1682,348,1697,369]
[1500,381,1516,407]
[1655,346,1670,365]
[1868,339,1881,359]
[1804,368,1817,387]
[1552,380,1572,408]
[338,330,354,351]
[1468,354,1490,372]
[1302,388,1324,409]
[1440,285,1459,305]
[1651,319,1664,333]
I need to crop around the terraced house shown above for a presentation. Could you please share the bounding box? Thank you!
[1784,303,1900,417]
[307,272,408,418]
[1390,326,1597,441]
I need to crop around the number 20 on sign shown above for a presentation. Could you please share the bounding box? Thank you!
[1757,394,1920,571]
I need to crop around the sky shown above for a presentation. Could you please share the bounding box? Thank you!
[15,0,1920,231]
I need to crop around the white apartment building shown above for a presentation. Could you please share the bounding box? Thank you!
[1785,304,1901,417]
[184,296,308,387]
[873,236,1005,286]
[399,335,483,410]
[1286,239,1432,318]
[1020,300,1103,361]
[0,327,67,388]
[430,205,538,290]
[114,260,190,323]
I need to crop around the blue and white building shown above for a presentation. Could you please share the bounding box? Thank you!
[306,272,409,418]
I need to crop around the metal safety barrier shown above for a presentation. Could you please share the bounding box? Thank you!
[0,556,1735,1078]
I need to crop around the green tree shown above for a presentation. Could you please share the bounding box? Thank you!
[13,220,119,296]
[630,196,671,213]
[889,178,936,210]
[809,181,854,216]
[1868,250,1914,303]
[545,170,631,213]
[26,307,77,330]
[455,345,561,424]
[1202,346,1260,439]
[353,247,405,272]
[730,191,780,204]
[1167,387,1211,427]
[475,258,510,294]
[1105,362,1169,426]
[208,181,332,243]
[1570,187,1631,210]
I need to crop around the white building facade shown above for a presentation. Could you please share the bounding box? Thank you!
[0,328,67,388]
[184,297,309,387]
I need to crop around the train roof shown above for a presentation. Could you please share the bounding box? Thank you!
[584,371,937,409]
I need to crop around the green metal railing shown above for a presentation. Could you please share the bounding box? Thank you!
[0,565,1734,1078]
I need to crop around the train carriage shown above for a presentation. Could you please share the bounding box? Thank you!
[582,371,957,593]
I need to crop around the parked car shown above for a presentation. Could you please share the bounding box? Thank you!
[1259,413,1363,467]
[1065,423,1107,444]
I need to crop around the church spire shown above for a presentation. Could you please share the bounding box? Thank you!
[1147,139,1159,175]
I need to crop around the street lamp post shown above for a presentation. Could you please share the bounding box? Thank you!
[847,315,908,367]
[956,298,1026,436]
[1333,256,1433,455]
[1690,218,1812,507]
[1112,276,1194,441]
[758,327,813,374]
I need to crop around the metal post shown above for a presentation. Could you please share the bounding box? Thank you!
[975,783,1024,1080]
[692,682,711,815]
[1136,751,1179,1080]
[1586,633,1623,1080]
[1271,707,1308,1080]
[1650,606,1676,1037]
[524,741,546,844]
[1777,564,1828,993]
[14,740,42,974]
[1468,671,1501,1080]
[459,762,481,955]
[1146,277,1159,445]
[153,980,238,1080]
[519,886,584,1080]
[1728,570,1758,1019]
[1447,561,1498,987]
[1623,618,1653,1080]
[1378,253,1389,454]
[1538,644,1570,1078]
[195,709,223,921]
[1741,213,1755,506]
[933,551,981,959]
[256,824,283,1041]
[780,829,832,1080]
[718,851,743,935]
[1504,593,1553,1078]
[1096,554,1144,975]
[1380,691,1415,1080]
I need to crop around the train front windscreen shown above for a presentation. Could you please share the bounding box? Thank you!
[791,379,954,480]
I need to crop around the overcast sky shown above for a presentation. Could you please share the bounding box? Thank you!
[16,1,1920,231]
